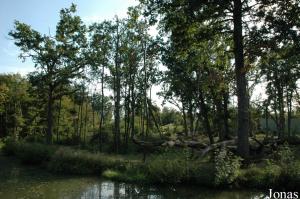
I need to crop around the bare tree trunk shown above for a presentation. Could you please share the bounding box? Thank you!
[182,103,188,136]
[199,90,214,144]
[114,19,121,153]
[287,89,292,137]
[233,0,249,158]
[216,97,225,141]
[278,84,285,138]
[223,91,230,139]
[84,94,88,145]
[56,97,62,143]
[265,102,269,138]
[46,87,54,144]
[79,88,84,144]
[187,102,194,136]
[99,65,105,152]
[130,72,135,139]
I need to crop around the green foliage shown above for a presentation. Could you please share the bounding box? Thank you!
[276,143,294,167]
[238,158,300,190]
[16,142,54,165]
[2,137,18,156]
[102,166,147,183]
[214,148,242,186]
[275,144,300,190]
[47,147,128,175]
[102,169,120,178]
[146,149,196,184]
[238,163,281,188]
[189,163,215,186]
[146,153,187,183]
[2,139,54,164]
[160,107,182,126]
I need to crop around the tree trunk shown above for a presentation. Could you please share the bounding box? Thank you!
[46,88,54,144]
[99,64,105,151]
[84,94,88,145]
[130,72,136,139]
[223,91,230,139]
[187,102,194,136]
[287,89,292,137]
[199,90,214,144]
[114,20,121,153]
[216,97,225,141]
[56,97,62,143]
[233,0,249,158]
[182,102,188,136]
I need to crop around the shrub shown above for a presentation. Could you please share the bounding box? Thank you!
[2,139,54,164]
[214,148,242,186]
[15,142,54,164]
[146,149,198,184]
[2,137,18,156]
[277,160,300,191]
[189,162,215,187]
[48,147,128,175]
[146,154,186,183]
[276,143,294,167]
[238,163,281,188]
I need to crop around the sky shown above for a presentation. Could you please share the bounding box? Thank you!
[0,0,138,74]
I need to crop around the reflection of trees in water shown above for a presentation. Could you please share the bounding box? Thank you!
[79,181,164,198]
[80,181,264,199]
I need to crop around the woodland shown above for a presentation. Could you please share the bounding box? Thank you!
[0,0,300,190]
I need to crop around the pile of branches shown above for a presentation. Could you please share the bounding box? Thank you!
[132,135,300,158]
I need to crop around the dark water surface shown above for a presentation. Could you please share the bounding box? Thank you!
[0,155,267,199]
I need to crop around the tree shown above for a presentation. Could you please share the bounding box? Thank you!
[9,4,87,144]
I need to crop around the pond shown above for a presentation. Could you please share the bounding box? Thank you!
[0,155,267,199]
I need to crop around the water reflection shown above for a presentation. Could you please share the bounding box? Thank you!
[77,181,266,199]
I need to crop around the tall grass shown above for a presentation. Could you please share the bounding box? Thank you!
[48,147,130,174]
[2,138,54,164]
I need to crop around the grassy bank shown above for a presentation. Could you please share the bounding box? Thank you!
[1,139,300,190]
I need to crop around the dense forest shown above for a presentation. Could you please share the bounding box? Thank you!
[1,0,300,193]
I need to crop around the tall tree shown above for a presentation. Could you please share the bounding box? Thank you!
[10,4,87,143]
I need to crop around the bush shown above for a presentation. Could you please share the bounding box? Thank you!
[274,143,300,190]
[2,139,54,165]
[277,160,300,191]
[276,143,294,167]
[214,148,242,186]
[189,162,215,187]
[48,147,128,175]
[2,137,18,156]
[15,142,54,164]
[146,149,202,184]
[238,163,281,188]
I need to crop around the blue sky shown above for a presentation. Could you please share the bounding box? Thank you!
[0,0,138,74]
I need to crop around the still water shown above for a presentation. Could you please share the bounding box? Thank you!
[0,156,267,199]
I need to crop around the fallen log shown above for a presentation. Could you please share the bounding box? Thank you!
[132,137,165,148]
[132,136,288,159]
[198,139,237,157]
